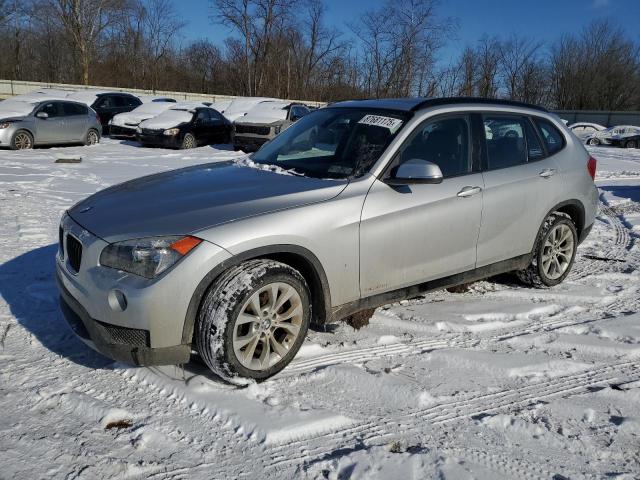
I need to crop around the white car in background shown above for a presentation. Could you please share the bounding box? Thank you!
[109,101,178,138]
[222,97,278,122]
[586,125,640,146]
[568,122,606,142]
[232,101,310,151]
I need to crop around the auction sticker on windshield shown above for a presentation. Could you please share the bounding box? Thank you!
[358,115,403,133]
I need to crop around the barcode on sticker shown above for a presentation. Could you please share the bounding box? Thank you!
[358,115,403,132]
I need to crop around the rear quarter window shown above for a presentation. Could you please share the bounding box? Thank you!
[534,118,565,155]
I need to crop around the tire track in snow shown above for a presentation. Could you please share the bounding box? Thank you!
[262,361,639,472]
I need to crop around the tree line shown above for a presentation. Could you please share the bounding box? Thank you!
[0,0,639,110]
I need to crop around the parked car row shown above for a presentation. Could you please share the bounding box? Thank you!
[0,87,312,151]
[568,122,640,148]
[0,88,176,149]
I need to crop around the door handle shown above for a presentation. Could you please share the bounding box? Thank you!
[457,186,482,198]
[539,168,556,178]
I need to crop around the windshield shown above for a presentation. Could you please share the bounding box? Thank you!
[250,108,408,179]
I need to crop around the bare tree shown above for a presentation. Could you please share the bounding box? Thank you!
[52,0,126,84]
[141,0,185,91]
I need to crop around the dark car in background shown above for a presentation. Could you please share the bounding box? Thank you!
[136,105,232,149]
[67,91,142,133]
[610,133,639,149]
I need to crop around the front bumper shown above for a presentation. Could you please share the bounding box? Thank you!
[56,214,232,366]
[57,273,190,365]
[136,133,181,148]
[109,125,137,138]
[233,135,270,152]
[0,125,19,146]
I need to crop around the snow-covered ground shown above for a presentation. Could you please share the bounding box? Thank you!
[1,140,639,479]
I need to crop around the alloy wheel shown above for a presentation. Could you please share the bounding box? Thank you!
[232,282,303,371]
[183,135,196,149]
[14,132,32,150]
[87,130,99,145]
[541,223,575,280]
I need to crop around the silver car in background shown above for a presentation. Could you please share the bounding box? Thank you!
[0,98,102,149]
[56,98,598,383]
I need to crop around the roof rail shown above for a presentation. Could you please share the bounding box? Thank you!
[411,97,548,113]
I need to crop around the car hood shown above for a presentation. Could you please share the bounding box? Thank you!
[69,161,348,243]
[0,113,27,122]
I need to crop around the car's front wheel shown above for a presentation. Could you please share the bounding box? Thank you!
[11,130,34,150]
[196,259,310,383]
[181,133,197,149]
[587,138,600,146]
[517,214,577,287]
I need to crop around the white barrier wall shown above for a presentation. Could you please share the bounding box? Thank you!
[0,79,326,107]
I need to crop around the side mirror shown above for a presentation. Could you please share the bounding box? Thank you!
[385,159,443,185]
[36,111,49,119]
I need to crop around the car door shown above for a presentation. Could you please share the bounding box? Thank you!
[34,102,66,144]
[62,102,88,142]
[476,114,563,267]
[208,109,228,143]
[192,109,211,145]
[359,114,484,296]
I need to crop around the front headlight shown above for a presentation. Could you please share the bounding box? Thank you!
[274,125,281,134]
[0,122,11,129]
[100,236,202,279]
[136,126,142,134]
[164,128,179,136]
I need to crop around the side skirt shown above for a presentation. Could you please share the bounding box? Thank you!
[331,253,532,321]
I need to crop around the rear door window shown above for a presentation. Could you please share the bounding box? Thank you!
[534,118,565,155]
[62,102,87,116]
[483,116,528,169]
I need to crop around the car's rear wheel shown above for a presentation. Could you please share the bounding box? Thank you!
[587,138,600,146]
[196,259,310,383]
[11,130,34,150]
[181,133,196,149]
[85,129,100,146]
[626,139,638,149]
[517,214,577,288]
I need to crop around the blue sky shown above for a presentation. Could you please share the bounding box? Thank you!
[180,0,640,63]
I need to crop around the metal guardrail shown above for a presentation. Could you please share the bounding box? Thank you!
[554,110,640,127]
[0,79,327,107]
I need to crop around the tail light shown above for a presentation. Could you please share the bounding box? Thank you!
[587,156,597,180]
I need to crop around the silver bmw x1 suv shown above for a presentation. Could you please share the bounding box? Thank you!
[56,98,598,382]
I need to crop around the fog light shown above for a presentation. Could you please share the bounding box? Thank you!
[108,289,128,312]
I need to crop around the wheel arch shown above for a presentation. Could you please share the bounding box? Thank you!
[533,199,586,250]
[13,127,36,144]
[181,244,332,346]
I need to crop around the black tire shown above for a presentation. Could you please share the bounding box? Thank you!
[85,129,100,146]
[516,213,578,288]
[11,130,34,150]
[587,138,600,146]
[180,133,197,149]
[196,259,311,383]
[626,140,638,149]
